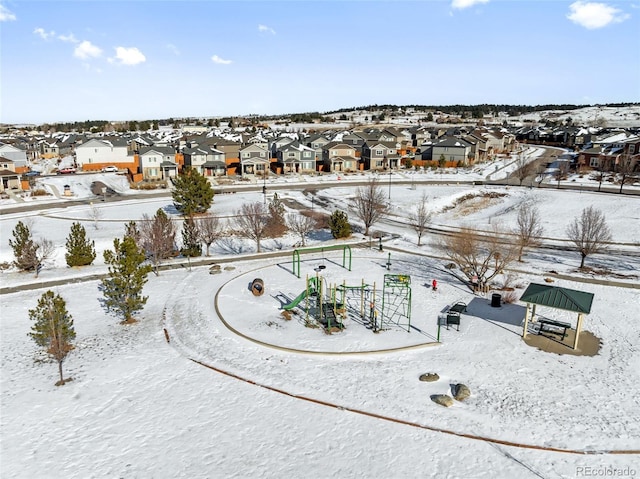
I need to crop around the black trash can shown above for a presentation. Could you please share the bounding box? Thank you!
[491,293,501,308]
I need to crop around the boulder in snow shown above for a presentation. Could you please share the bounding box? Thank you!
[431,394,454,407]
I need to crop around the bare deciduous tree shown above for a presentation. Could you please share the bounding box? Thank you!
[234,202,269,253]
[139,209,177,275]
[616,155,639,194]
[88,203,103,230]
[286,212,315,246]
[441,227,517,290]
[514,153,536,186]
[353,177,388,236]
[408,193,432,246]
[514,203,544,261]
[196,214,223,256]
[566,206,612,269]
[590,170,606,192]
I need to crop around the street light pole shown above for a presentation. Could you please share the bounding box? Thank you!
[388,160,392,200]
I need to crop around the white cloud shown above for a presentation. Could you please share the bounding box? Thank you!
[109,47,147,65]
[567,1,630,29]
[451,0,489,9]
[34,27,56,40]
[166,43,180,55]
[58,33,78,43]
[0,4,16,21]
[211,54,232,65]
[74,40,103,60]
[258,24,276,35]
[109,46,146,65]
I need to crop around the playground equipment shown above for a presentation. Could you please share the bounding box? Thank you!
[283,274,344,331]
[292,245,352,278]
[284,272,412,334]
[380,274,412,332]
[251,278,264,296]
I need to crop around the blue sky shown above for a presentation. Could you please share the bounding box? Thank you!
[1,0,638,124]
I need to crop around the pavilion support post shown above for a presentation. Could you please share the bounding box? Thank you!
[522,303,531,338]
[573,313,584,350]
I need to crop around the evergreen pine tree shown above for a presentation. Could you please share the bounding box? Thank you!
[28,290,76,386]
[65,222,96,267]
[101,236,152,324]
[328,210,352,239]
[9,221,38,271]
[180,217,202,257]
[124,220,142,246]
[171,168,214,216]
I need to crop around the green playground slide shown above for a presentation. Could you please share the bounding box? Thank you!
[282,290,308,310]
[283,277,318,311]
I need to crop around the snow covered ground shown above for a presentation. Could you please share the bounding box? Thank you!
[1,150,639,478]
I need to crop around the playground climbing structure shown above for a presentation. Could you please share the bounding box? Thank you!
[380,274,412,332]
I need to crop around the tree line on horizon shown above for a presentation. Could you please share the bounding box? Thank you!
[17,101,639,134]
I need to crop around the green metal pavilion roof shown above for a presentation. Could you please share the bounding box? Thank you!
[519,283,594,314]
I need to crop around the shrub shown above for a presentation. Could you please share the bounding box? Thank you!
[501,291,518,304]
[328,210,351,239]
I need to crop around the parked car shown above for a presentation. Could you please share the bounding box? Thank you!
[24,171,41,177]
[57,167,76,174]
[102,165,118,172]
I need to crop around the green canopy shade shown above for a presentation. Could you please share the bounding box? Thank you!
[519,283,594,314]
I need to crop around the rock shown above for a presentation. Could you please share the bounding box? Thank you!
[430,394,454,407]
[209,264,221,275]
[419,373,440,382]
[224,266,235,271]
[452,383,471,401]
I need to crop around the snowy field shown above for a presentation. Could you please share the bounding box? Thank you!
[1,153,639,478]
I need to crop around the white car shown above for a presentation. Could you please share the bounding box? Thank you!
[102,166,118,172]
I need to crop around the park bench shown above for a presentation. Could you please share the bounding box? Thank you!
[445,302,467,331]
[538,319,571,341]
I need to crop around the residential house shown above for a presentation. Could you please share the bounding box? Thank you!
[431,137,473,165]
[321,143,358,172]
[201,148,227,177]
[204,137,242,175]
[276,141,316,174]
[239,144,270,177]
[182,147,211,175]
[0,157,21,192]
[128,135,155,154]
[361,141,400,171]
[75,138,131,168]
[139,146,178,180]
[463,131,487,163]
[39,138,61,159]
[577,146,603,169]
[620,137,640,172]
[0,143,29,171]
[305,134,331,164]
[270,136,295,158]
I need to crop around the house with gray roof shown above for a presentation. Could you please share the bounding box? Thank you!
[361,141,400,171]
[139,146,178,180]
[276,141,316,174]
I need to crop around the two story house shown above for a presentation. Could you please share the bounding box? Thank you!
[75,138,131,169]
[321,143,358,172]
[239,144,270,177]
[361,141,400,171]
[139,146,178,180]
[276,141,316,174]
